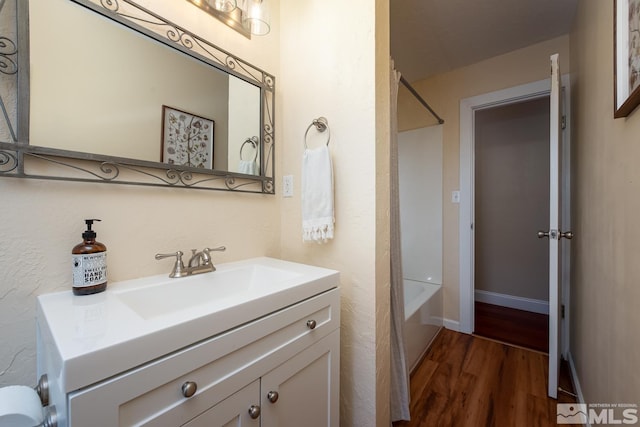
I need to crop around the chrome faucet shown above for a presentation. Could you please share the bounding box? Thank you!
[155,246,226,278]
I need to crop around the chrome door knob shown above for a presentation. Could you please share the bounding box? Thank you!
[537,230,550,239]
[560,231,574,239]
[267,391,279,403]
[306,319,317,330]
[248,405,261,419]
[181,381,197,398]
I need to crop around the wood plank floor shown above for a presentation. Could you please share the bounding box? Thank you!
[474,302,549,353]
[393,328,580,427]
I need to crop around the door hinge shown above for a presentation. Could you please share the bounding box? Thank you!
[561,115,566,130]
[561,304,565,319]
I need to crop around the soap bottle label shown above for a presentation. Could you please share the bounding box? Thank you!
[72,252,108,287]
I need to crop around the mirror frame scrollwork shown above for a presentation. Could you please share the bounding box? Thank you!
[0,0,275,194]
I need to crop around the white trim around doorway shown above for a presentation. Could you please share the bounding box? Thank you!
[458,75,571,353]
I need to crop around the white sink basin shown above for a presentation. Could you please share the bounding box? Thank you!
[115,264,302,319]
[37,257,339,393]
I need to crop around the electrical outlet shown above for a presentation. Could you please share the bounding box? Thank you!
[283,175,293,197]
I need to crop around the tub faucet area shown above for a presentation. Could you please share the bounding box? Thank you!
[155,246,226,278]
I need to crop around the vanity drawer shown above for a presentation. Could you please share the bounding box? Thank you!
[68,288,339,427]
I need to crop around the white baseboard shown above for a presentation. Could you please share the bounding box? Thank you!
[475,290,549,315]
[567,352,590,427]
[443,318,460,332]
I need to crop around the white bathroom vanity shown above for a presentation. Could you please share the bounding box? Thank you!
[36,257,340,427]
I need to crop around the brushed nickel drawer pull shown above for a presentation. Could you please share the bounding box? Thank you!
[181,381,197,398]
[306,319,317,330]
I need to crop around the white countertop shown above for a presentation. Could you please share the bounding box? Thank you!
[37,257,339,392]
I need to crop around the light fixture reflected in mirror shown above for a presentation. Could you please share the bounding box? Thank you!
[212,0,237,13]
[186,0,270,38]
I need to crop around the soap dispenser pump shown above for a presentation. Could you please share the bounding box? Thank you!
[72,219,107,295]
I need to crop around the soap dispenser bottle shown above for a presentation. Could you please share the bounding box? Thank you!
[72,219,107,295]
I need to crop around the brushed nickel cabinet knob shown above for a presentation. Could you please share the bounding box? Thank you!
[306,319,317,330]
[181,381,197,398]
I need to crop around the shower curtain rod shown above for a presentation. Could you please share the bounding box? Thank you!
[399,75,445,124]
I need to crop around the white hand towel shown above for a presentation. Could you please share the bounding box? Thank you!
[302,145,335,243]
[238,160,257,175]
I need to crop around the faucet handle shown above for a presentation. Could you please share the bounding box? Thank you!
[155,251,185,278]
[202,246,225,263]
[155,251,184,261]
[204,246,226,253]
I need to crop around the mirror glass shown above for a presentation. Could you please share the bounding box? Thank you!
[29,0,262,175]
[0,0,274,192]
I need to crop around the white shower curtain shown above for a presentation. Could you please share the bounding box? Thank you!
[389,60,411,422]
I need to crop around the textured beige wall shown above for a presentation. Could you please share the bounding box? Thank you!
[278,0,390,424]
[0,0,281,388]
[570,0,640,407]
[397,35,570,322]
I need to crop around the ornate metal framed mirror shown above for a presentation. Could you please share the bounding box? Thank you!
[0,0,275,193]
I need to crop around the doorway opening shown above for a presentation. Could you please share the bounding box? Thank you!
[458,75,571,358]
[472,97,550,353]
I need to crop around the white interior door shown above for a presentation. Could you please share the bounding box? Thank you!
[546,53,569,399]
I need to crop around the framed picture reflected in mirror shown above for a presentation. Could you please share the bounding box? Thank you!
[161,106,215,168]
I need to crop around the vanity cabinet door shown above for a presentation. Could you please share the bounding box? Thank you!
[67,289,339,427]
[182,380,260,427]
[260,329,340,427]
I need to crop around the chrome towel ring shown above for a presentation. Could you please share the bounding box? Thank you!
[304,117,330,149]
[240,136,259,162]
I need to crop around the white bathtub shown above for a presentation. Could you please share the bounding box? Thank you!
[403,279,443,373]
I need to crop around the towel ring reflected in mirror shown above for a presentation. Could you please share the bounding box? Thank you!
[240,136,259,162]
[304,117,331,149]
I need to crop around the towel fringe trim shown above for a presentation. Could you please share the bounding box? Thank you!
[303,222,334,243]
